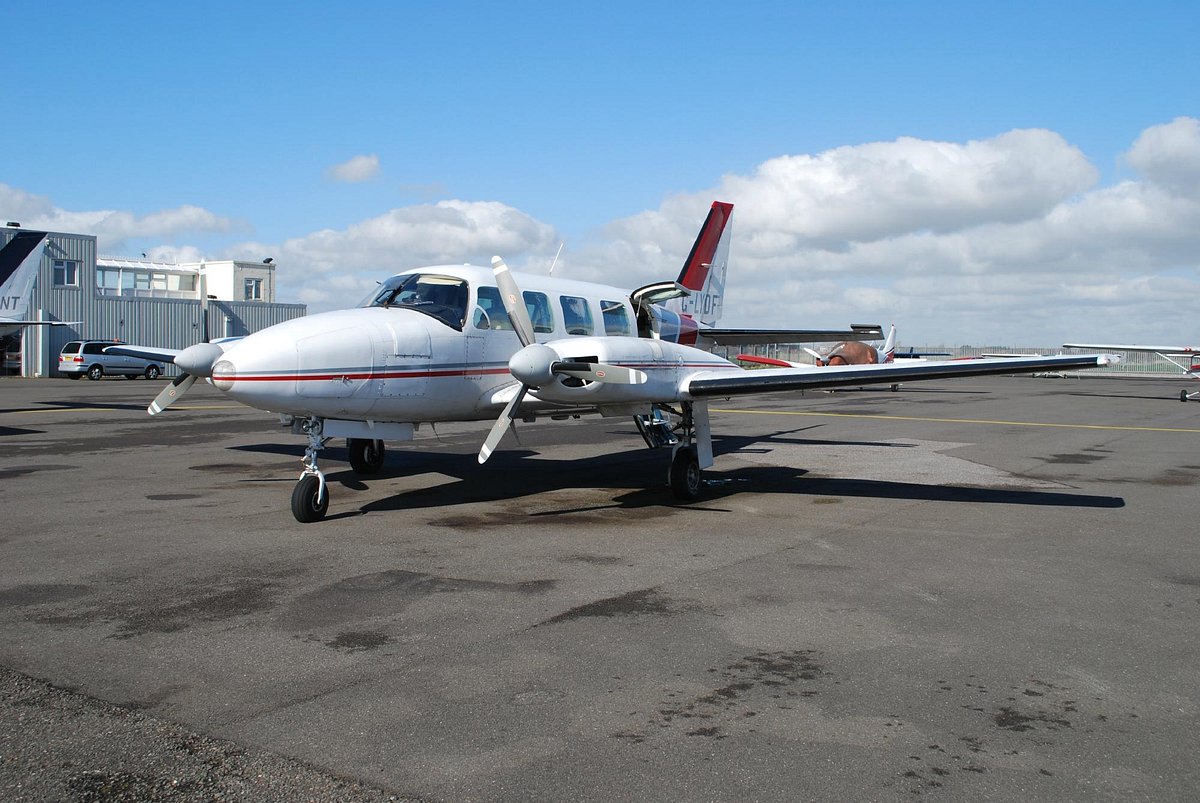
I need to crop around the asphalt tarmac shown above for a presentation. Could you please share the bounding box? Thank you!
[2,374,1198,801]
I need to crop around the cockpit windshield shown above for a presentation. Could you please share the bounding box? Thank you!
[362,273,469,330]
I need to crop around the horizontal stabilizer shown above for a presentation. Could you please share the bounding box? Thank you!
[700,326,883,346]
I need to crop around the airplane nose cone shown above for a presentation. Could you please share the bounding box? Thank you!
[176,342,225,377]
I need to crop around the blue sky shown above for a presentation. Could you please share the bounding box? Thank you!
[3,1,1199,344]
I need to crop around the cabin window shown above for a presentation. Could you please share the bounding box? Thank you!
[601,300,633,336]
[522,291,554,333]
[560,295,594,335]
[363,273,469,330]
[244,277,263,300]
[473,286,512,330]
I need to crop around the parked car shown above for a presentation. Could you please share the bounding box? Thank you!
[58,340,163,380]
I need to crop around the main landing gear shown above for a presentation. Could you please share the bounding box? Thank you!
[637,401,711,501]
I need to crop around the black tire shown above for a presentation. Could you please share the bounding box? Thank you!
[348,438,386,474]
[145,365,161,380]
[291,475,329,523]
[1182,390,1189,403]
[86,365,103,381]
[669,446,703,500]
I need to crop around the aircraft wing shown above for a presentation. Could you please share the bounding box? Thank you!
[685,354,1116,398]
[0,318,80,327]
[1064,342,1200,356]
[105,344,182,363]
[699,326,883,345]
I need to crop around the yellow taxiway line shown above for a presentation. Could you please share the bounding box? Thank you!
[711,408,1200,434]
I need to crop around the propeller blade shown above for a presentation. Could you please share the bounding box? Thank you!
[554,361,647,384]
[149,373,197,415]
[478,385,528,464]
[491,256,536,348]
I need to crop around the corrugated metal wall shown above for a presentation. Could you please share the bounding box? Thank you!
[14,230,307,377]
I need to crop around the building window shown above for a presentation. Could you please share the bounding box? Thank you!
[53,260,79,287]
[244,277,263,301]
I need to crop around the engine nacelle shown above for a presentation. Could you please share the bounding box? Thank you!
[527,336,734,405]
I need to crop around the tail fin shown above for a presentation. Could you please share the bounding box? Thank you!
[670,201,733,327]
[0,230,49,320]
[882,324,896,363]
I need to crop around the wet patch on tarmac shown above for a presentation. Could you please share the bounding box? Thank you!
[1163,574,1200,587]
[1042,452,1108,465]
[280,570,556,629]
[537,587,684,626]
[895,674,1141,795]
[25,573,292,639]
[0,583,92,607]
[1151,468,1200,486]
[561,554,627,566]
[613,650,828,743]
[324,630,391,652]
[0,464,77,480]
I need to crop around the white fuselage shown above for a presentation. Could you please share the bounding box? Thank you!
[208,265,737,422]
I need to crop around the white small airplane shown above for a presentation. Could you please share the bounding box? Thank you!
[1064,341,1200,402]
[0,230,80,337]
[737,323,899,369]
[111,202,1117,522]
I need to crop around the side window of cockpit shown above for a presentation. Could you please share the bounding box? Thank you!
[560,295,594,335]
[474,286,512,330]
[522,291,554,334]
[601,300,633,336]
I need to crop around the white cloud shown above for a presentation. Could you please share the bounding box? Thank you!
[562,122,1200,345]
[247,200,558,307]
[0,183,236,253]
[1126,117,1200,197]
[7,119,1199,346]
[325,154,381,183]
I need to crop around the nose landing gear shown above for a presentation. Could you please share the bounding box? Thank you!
[292,417,330,523]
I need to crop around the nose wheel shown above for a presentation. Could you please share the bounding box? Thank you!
[292,474,329,522]
[292,417,330,523]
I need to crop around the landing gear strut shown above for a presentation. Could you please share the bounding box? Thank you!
[667,401,711,501]
[291,417,330,523]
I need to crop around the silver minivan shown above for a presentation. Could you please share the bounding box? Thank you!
[58,340,163,380]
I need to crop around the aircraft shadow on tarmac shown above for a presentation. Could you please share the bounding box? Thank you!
[229,426,1124,516]
[1065,390,1191,402]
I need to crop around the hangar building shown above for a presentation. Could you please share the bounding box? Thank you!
[2,224,307,377]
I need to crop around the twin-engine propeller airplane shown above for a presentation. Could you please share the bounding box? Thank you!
[111,202,1117,522]
[1063,341,1200,402]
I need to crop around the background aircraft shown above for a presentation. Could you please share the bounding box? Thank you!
[1064,342,1200,401]
[0,230,79,337]
[112,203,1115,522]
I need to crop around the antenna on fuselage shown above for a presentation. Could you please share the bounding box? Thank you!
[548,242,564,276]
